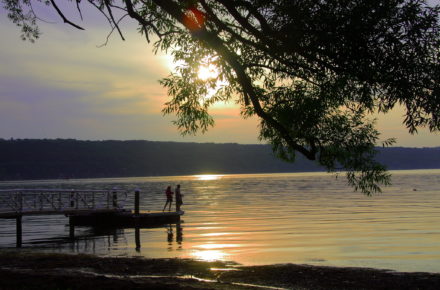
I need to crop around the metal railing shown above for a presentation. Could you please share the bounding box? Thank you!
[0,189,128,216]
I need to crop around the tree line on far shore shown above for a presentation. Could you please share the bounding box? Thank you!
[0,139,439,181]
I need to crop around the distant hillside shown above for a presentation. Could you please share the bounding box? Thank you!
[0,139,439,180]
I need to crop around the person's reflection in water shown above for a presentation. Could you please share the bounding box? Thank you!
[167,224,174,250]
[165,222,184,250]
[176,221,183,249]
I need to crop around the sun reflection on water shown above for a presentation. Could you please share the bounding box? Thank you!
[200,232,234,237]
[190,242,241,262]
[193,174,224,181]
[192,249,228,262]
[197,243,240,249]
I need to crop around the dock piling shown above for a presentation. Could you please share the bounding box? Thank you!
[134,189,141,251]
[16,215,22,248]
[134,189,140,216]
[112,190,118,208]
[70,191,74,208]
[135,226,141,251]
[69,217,75,239]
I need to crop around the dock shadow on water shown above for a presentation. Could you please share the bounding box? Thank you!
[34,222,186,257]
[14,218,186,258]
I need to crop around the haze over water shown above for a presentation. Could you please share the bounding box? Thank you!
[0,170,439,273]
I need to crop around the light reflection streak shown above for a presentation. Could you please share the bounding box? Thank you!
[199,232,236,237]
[192,249,228,262]
[192,226,224,230]
[197,243,241,250]
[193,174,224,181]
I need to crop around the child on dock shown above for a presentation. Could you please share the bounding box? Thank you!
[163,186,173,211]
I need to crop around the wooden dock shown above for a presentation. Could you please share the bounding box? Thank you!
[68,209,184,227]
[0,188,129,218]
[0,189,184,247]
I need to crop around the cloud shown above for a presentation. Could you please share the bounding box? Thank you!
[0,13,259,143]
[0,5,438,147]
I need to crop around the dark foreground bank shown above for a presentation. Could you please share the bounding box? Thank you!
[1,252,440,290]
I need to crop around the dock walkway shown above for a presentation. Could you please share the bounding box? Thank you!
[0,189,127,218]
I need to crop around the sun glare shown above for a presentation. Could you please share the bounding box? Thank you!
[163,53,234,107]
[194,174,223,181]
[197,62,229,102]
[198,64,219,81]
[192,250,228,262]
[198,243,240,249]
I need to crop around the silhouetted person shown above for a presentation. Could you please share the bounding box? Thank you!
[162,186,173,211]
[175,184,183,212]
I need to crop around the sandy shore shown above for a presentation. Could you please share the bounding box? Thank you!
[1,251,440,289]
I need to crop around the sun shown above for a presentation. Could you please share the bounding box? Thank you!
[198,63,219,81]
[164,53,231,105]
[197,61,225,101]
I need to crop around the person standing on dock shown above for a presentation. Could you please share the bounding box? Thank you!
[175,184,183,212]
[163,186,173,211]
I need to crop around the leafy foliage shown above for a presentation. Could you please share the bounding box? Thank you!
[2,0,440,194]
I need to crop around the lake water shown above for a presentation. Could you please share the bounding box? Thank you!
[1,170,439,273]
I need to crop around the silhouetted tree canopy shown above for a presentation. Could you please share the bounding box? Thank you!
[3,0,440,194]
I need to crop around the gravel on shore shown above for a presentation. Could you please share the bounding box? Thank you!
[1,251,440,289]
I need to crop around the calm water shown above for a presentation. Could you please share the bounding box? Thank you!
[0,170,439,273]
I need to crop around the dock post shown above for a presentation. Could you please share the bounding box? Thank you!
[75,192,79,210]
[69,216,75,239]
[112,190,117,208]
[134,189,140,216]
[134,188,141,252]
[134,189,141,251]
[70,191,74,208]
[135,226,141,251]
[16,215,22,248]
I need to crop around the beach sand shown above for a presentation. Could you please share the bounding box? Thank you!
[0,251,439,289]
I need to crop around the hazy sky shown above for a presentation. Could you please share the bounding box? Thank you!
[0,2,439,147]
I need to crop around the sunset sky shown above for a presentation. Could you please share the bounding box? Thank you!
[1,2,439,147]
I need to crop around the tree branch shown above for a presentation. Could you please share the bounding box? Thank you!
[105,0,125,41]
[49,0,85,30]
[217,0,267,44]
[75,0,83,21]
[97,14,129,47]
[124,0,162,41]
[150,0,317,160]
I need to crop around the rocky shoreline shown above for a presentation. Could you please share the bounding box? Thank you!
[1,251,440,289]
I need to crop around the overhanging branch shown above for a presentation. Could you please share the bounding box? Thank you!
[149,0,317,160]
[50,0,85,30]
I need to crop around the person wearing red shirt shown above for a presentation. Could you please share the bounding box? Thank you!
[162,186,174,212]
